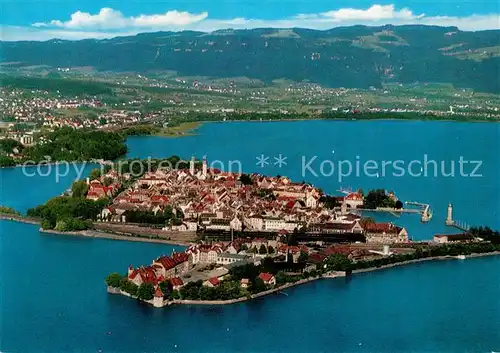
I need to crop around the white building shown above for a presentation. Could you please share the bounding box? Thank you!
[216,253,248,265]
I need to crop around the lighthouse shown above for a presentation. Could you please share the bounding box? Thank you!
[445,203,454,226]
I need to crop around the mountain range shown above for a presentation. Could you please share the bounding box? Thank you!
[1,25,499,92]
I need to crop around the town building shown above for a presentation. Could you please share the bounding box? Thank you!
[364,223,409,243]
[433,233,475,243]
[258,272,276,286]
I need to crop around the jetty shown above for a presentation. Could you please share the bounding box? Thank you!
[356,201,432,223]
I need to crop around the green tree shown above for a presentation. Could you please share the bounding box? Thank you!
[0,155,16,167]
[324,254,352,272]
[103,177,113,187]
[40,218,55,230]
[259,244,267,255]
[89,168,101,181]
[364,189,396,209]
[239,174,253,185]
[0,206,20,216]
[360,217,376,226]
[319,195,341,209]
[199,286,218,300]
[267,245,275,254]
[169,289,181,300]
[105,273,122,288]
[287,230,298,246]
[137,283,155,300]
[119,278,138,296]
[275,271,287,286]
[251,277,267,293]
[71,180,89,198]
[54,219,69,231]
[159,280,170,294]
[298,251,309,263]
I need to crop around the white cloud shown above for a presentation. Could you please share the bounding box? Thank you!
[133,11,208,27]
[32,8,208,30]
[320,4,419,21]
[2,5,496,41]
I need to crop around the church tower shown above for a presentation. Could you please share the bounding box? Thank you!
[202,156,208,179]
[189,156,195,175]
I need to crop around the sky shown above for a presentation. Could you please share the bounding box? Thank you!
[1,0,499,41]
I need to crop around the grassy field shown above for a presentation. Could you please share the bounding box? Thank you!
[155,121,202,137]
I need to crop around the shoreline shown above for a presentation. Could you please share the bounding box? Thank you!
[351,251,500,275]
[39,228,191,246]
[0,159,102,170]
[108,273,344,308]
[128,116,500,142]
[0,216,191,246]
[109,251,500,308]
[0,214,41,225]
[2,115,496,168]
[176,115,499,129]
[153,121,202,138]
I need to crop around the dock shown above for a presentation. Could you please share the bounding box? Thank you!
[358,201,432,223]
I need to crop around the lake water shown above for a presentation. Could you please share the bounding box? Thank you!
[127,120,500,239]
[1,120,499,352]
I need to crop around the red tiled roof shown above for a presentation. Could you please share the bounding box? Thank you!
[169,277,184,287]
[208,277,220,286]
[128,266,158,284]
[258,272,274,283]
[156,252,189,271]
[151,195,169,203]
[309,253,327,263]
[364,223,401,234]
[345,192,363,201]
[323,246,353,256]
[154,287,164,298]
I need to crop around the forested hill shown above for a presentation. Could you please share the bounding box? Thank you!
[2,25,499,92]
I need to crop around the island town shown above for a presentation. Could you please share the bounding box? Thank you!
[92,157,406,242]
[89,157,500,308]
[1,154,498,307]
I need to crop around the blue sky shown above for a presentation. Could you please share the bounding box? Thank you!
[1,0,499,40]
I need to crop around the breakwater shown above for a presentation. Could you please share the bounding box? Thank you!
[351,251,500,274]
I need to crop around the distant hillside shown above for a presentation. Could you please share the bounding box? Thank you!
[1,25,499,92]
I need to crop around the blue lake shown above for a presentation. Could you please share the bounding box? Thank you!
[1,120,499,352]
[127,120,500,239]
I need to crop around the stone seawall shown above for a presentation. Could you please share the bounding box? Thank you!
[351,251,500,274]
[0,214,41,225]
[106,251,500,309]
[38,228,190,246]
[107,272,347,308]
